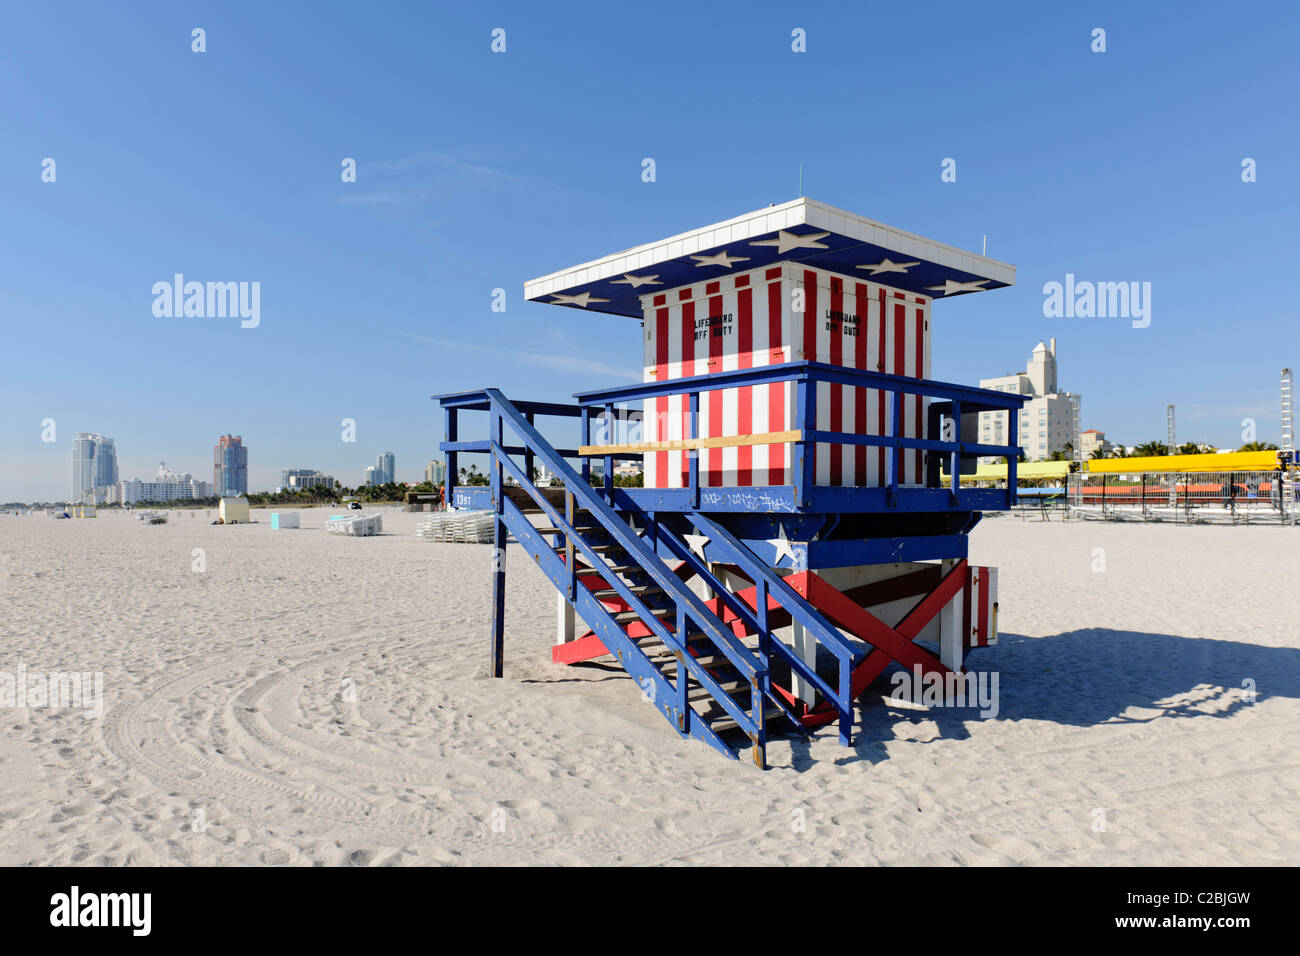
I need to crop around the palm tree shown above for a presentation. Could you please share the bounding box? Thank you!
[1134,440,1168,457]
[1238,441,1279,452]
[1177,442,1209,455]
[1090,448,1109,460]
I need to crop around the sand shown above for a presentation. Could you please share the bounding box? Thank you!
[1,506,1297,866]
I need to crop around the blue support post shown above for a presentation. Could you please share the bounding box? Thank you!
[490,407,506,678]
[524,411,535,487]
[839,659,852,748]
[603,402,614,501]
[754,576,770,769]
[444,406,458,507]
[675,605,689,733]
[949,399,962,503]
[1007,405,1019,507]
[565,490,576,602]
[688,390,700,510]
[580,406,591,486]
[889,390,903,506]
[794,378,814,509]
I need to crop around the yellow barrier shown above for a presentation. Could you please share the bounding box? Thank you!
[942,461,1070,483]
[944,451,1281,482]
[1085,451,1280,474]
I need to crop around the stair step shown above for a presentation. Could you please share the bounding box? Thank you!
[612,607,674,624]
[652,647,735,672]
[590,585,664,599]
[554,542,624,554]
[575,564,629,575]
[709,706,784,735]
[687,680,749,702]
[637,629,707,648]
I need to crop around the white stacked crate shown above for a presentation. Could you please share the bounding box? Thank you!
[415,510,495,543]
[326,513,384,536]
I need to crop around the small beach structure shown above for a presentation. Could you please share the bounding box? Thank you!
[270,511,299,530]
[438,199,1025,766]
[218,496,249,524]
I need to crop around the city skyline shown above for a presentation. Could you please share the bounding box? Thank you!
[44,429,426,504]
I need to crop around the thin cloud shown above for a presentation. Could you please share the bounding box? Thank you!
[372,151,525,184]
[392,330,638,381]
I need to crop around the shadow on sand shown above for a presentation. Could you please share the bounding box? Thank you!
[784,629,1300,772]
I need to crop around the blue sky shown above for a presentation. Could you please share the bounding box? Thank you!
[2,1,1296,500]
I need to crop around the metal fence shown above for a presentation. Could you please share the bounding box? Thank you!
[1065,469,1297,525]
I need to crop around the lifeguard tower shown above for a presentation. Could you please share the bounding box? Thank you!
[438,199,1026,767]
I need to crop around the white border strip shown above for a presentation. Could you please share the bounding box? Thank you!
[524,198,1015,301]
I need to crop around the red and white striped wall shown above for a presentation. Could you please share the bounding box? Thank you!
[938,564,997,670]
[641,263,931,489]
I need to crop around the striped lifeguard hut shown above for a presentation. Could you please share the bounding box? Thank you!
[438,199,1025,767]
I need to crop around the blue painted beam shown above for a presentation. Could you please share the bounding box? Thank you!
[448,484,1013,516]
[572,360,1028,413]
[807,534,968,569]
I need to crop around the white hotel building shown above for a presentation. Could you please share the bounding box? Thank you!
[979,339,1081,462]
[119,464,213,505]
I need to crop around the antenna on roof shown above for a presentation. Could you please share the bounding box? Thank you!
[798,161,803,198]
[982,235,987,256]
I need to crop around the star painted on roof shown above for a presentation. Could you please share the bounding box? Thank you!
[690,250,750,270]
[749,230,831,255]
[927,279,989,296]
[857,257,921,276]
[549,292,611,307]
[767,523,797,568]
[683,531,710,560]
[610,273,661,288]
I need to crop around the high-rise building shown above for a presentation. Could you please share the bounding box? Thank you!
[213,435,248,496]
[71,433,118,501]
[978,339,1081,462]
[424,460,446,486]
[363,465,379,486]
[375,452,395,485]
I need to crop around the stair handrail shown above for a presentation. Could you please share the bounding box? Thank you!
[491,445,726,678]
[483,389,763,686]
[652,520,847,710]
[685,512,859,743]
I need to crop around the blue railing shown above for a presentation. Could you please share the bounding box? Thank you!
[438,361,1026,513]
[570,361,1026,509]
